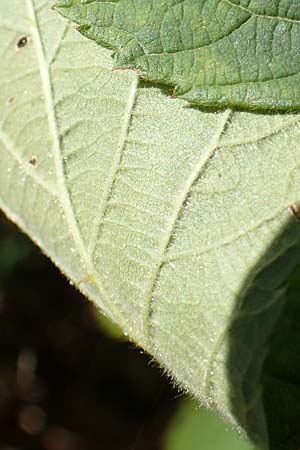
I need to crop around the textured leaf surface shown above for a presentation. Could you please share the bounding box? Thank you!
[56,0,300,111]
[1,2,300,450]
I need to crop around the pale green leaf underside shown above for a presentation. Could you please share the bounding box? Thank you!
[1,2,300,449]
[56,0,300,111]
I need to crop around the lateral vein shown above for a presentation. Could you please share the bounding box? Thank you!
[142,108,233,348]
[222,0,300,24]
[88,75,139,258]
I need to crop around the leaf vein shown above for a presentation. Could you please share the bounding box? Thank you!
[0,128,57,197]
[142,108,233,348]
[165,206,290,262]
[222,0,300,24]
[88,75,139,258]
[25,0,125,325]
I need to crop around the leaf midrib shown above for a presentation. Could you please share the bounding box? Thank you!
[26,0,127,326]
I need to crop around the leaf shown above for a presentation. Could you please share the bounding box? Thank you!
[1,2,300,449]
[163,399,254,450]
[55,0,300,111]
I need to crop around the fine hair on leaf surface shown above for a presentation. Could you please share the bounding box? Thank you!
[1,1,300,450]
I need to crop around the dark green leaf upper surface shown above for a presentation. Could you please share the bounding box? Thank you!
[56,0,300,111]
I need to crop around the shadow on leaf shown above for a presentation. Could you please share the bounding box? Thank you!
[228,216,300,450]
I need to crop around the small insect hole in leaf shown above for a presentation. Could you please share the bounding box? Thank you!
[29,155,37,167]
[16,35,29,50]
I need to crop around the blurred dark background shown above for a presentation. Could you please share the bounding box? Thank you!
[0,211,180,450]
[0,211,254,450]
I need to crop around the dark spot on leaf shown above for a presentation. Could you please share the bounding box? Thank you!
[5,96,14,106]
[16,35,29,50]
[29,155,37,167]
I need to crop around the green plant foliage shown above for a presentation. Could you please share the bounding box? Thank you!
[261,265,300,450]
[1,2,300,449]
[56,0,300,111]
[163,399,255,450]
